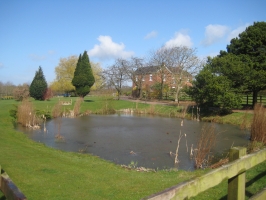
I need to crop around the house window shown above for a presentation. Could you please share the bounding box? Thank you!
[149,74,152,81]
[163,74,166,81]
[136,76,138,81]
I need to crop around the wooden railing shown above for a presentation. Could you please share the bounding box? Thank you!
[242,95,266,106]
[0,165,27,200]
[59,98,72,105]
[144,147,266,200]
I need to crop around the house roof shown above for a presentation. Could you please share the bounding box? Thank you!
[135,65,183,75]
[134,66,161,74]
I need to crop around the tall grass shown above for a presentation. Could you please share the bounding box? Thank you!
[96,95,116,114]
[52,102,62,118]
[240,110,251,130]
[250,104,266,145]
[194,123,217,169]
[17,99,41,128]
[73,97,83,116]
[52,102,64,140]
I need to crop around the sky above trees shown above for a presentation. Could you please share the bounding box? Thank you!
[0,0,265,85]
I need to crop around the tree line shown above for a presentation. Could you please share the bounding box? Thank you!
[3,21,266,114]
[8,46,203,102]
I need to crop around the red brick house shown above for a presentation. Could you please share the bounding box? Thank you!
[132,65,192,98]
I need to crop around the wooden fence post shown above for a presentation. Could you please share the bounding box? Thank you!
[228,147,247,200]
[0,165,1,188]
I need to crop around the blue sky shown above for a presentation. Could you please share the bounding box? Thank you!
[0,0,265,85]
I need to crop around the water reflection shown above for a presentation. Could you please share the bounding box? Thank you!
[17,114,250,170]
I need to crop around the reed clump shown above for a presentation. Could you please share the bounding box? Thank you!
[240,111,250,130]
[52,102,63,118]
[171,106,189,168]
[17,99,41,128]
[250,104,266,144]
[145,104,156,115]
[52,102,64,140]
[73,97,83,116]
[194,123,217,169]
[97,96,115,114]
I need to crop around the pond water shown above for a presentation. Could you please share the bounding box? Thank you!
[17,114,250,170]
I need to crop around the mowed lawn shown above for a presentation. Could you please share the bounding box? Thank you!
[0,96,265,199]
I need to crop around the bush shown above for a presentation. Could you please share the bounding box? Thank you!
[1,96,13,100]
[13,84,30,101]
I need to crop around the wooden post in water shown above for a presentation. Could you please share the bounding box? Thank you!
[228,147,247,200]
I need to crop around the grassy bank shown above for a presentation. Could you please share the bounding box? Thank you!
[0,96,265,199]
[0,97,205,199]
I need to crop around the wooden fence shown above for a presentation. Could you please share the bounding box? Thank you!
[243,95,266,106]
[163,94,266,105]
[144,147,266,200]
[0,165,27,200]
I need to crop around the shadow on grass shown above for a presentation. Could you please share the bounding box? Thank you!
[217,170,266,199]
[219,195,227,200]
[84,100,94,103]
[245,170,266,198]
[0,195,6,200]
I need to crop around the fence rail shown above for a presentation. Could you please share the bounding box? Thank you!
[0,165,27,200]
[242,95,266,106]
[144,147,266,200]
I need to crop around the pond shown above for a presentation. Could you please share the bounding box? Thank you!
[17,114,250,170]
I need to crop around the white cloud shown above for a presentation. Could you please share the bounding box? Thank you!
[202,24,230,46]
[29,51,55,61]
[29,54,46,61]
[227,23,249,41]
[48,50,56,55]
[164,31,193,48]
[144,31,158,39]
[88,35,134,60]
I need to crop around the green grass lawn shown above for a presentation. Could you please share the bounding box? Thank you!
[0,96,265,199]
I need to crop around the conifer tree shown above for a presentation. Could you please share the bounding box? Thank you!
[72,51,95,97]
[29,66,48,100]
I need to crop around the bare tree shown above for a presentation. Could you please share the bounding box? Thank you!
[102,59,129,100]
[149,46,204,102]
[123,57,146,99]
[169,46,203,102]
[0,81,16,98]
[148,47,174,99]
[0,81,3,98]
